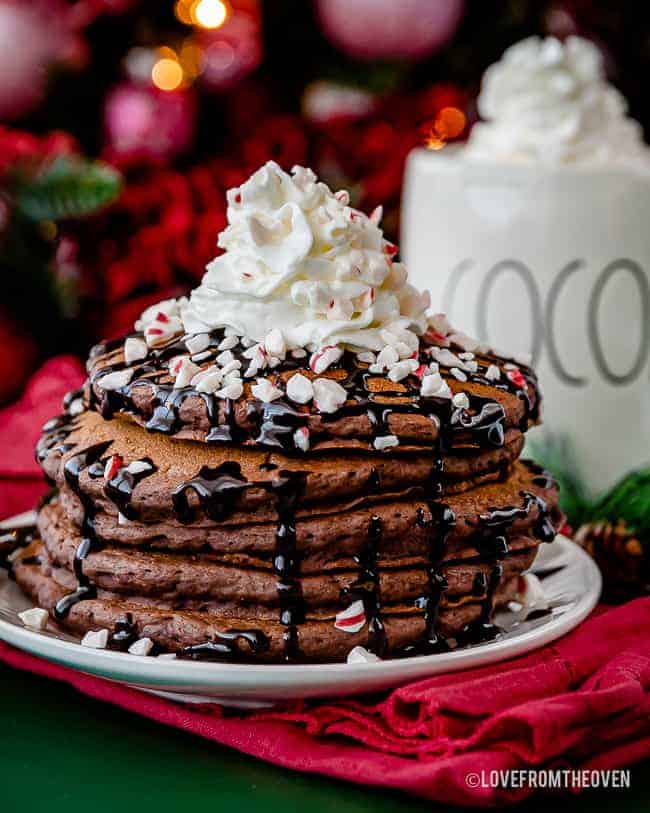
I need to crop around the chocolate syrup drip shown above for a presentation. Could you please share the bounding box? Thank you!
[54,441,112,620]
[176,629,270,661]
[417,502,456,653]
[458,490,557,644]
[172,462,249,523]
[450,397,505,448]
[145,386,188,435]
[104,458,157,520]
[246,399,307,450]
[108,613,139,652]
[341,514,387,656]
[272,470,308,661]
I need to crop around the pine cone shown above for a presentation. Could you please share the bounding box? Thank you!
[575,520,648,602]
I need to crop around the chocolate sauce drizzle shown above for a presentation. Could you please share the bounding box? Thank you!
[177,629,269,661]
[54,441,112,620]
[272,470,308,661]
[172,462,249,523]
[104,458,157,520]
[341,514,387,657]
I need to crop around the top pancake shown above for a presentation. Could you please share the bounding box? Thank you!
[85,328,540,455]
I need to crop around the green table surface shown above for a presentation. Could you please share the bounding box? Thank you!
[2,663,649,813]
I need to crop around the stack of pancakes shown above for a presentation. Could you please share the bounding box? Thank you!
[10,326,562,663]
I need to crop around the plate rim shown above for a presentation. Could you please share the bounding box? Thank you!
[0,535,601,700]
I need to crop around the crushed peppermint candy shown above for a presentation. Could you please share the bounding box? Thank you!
[128,637,154,656]
[312,378,347,413]
[293,427,310,452]
[251,378,283,403]
[291,348,307,359]
[347,646,381,664]
[335,600,366,633]
[97,369,133,391]
[485,364,501,382]
[191,350,212,363]
[452,392,470,410]
[216,380,244,400]
[124,336,148,365]
[172,357,201,389]
[18,607,49,630]
[125,460,154,476]
[450,367,467,382]
[310,345,343,374]
[373,434,399,451]
[103,454,123,481]
[387,359,418,383]
[420,373,452,399]
[506,368,527,389]
[218,334,239,351]
[185,333,211,355]
[193,367,222,394]
[286,373,314,404]
[81,629,109,649]
[264,329,286,359]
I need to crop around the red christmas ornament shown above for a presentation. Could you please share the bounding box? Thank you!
[316,0,465,61]
[103,81,196,162]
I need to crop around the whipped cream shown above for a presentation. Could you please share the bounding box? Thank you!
[181,161,430,352]
[466,36,650,168]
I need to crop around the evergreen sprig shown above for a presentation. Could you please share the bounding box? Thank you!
[12,156,121,222]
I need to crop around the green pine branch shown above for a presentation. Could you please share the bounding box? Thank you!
[12,156,121,222]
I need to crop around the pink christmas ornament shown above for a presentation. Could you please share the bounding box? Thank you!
[103,81,196,161]
[316,0,465,61]
[198,11,262,92]
[0,2,70,120]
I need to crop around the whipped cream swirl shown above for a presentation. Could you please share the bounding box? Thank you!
[466,36,650,167]
[182,161,430,351]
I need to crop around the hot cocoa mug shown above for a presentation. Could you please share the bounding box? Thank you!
[402,147,650,495]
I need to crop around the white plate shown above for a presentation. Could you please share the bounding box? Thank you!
[0,532,600,705]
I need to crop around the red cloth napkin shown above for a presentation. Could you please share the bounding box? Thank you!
[1,358,649,806]
[0,355,84,519]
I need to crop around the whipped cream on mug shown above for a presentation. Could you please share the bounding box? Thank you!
[466,35,650,167]
[182,161,430,351]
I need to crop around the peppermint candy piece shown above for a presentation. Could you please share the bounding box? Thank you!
[18,607,49,630]
[286,373,314,405]
[506,368,527,389]
[452,392,470,410]
[485,364,501,382]
[420,373,452,399]
[128,637,154,656]
[264,328,286,359]
[103,454,124,481]
[185,333,211,355]
[347,646,381,664]
[293,426,310,452]
[81,629,109,649]
[124,336,148,365]
[173,357,201,389]
[251,378,283,403]
[313,378,347,413]
[310,345,343,374]
[335,600,366,633]
[96,369,133,391]
[373,434,399,451]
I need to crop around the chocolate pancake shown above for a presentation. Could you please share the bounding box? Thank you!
[14,539,531,663]
[85,330,540,454]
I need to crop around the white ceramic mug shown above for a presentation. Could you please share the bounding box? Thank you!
[402,147,650,495]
